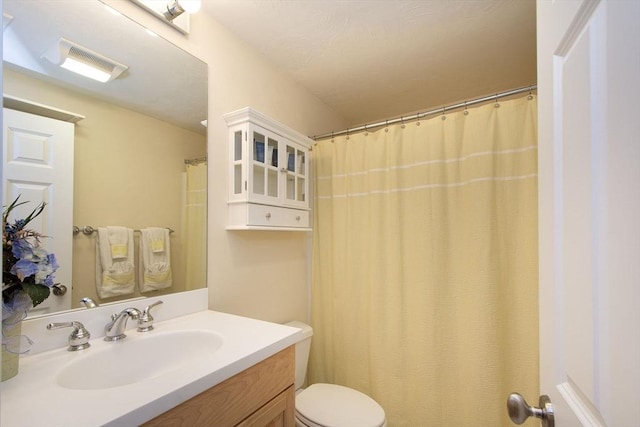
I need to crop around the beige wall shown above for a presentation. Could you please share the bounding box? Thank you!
[4,68,207,307]
[103,1,347,324]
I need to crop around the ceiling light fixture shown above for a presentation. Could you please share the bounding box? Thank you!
[42,38,128,83]
[128,0,199,34]
[163,0,201,21]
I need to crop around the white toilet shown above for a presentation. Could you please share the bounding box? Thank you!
[286,321,387,427]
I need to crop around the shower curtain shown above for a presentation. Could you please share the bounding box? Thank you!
[309,96,539,426]
[184,162,207,290]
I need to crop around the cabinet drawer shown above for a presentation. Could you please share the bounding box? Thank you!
[246,204,309,228]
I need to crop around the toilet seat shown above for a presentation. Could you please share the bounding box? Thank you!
[295,383,386,427]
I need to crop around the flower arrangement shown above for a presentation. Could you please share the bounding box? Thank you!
[2,196,58,353]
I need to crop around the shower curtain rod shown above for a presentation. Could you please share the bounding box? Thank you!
[184,156,207,165]
[311,85,537,141]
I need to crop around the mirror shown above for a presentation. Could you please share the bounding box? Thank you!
[2,0,207,316]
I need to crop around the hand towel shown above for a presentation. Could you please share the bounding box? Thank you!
[95,226,135,299]
[138,227,172,292]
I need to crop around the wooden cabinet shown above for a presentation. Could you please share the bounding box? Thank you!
[143,346,295,427]
[224,107,312,231]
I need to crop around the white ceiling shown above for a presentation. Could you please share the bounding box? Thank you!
[3,0,207,135]
[202,0,537,127]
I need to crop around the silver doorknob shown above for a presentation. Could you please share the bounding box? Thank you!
[52,284,68,296]
[507,393,554,427]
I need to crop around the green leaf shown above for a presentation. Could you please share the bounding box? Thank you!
[21,283,51,307]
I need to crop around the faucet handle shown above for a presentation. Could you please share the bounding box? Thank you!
[138,300,163,332]
[47,321,91,351]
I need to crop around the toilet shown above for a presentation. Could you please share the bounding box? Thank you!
[286,321,387,427]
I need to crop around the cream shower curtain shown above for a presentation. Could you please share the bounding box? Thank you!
[310,96,539,426]
[184,162,207,290]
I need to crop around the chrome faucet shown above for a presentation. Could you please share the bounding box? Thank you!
[47,321,91,351]
[80,297,98,308]
[137,300,163,332]
[104,308,141,341]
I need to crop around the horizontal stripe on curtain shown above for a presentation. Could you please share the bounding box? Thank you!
[310,95,539,426]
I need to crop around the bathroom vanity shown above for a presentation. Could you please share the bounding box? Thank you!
[0,294,301,427]
[143,346,294,426]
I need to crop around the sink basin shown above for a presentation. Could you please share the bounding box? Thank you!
[56,330,223,390]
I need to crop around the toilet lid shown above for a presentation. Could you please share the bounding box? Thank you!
[296,383,386,427]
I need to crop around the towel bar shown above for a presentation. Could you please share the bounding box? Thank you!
[72,225,175,236]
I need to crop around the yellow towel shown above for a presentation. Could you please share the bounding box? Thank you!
[139,227,172,292]
[95,227,135,299]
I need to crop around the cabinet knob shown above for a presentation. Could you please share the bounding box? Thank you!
[296,216,301,221]
[265,212,271,219]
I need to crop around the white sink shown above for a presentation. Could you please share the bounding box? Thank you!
[1,309,301,427]
[57,330,223,390]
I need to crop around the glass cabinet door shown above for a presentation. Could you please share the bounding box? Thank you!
[252,130,266,196]
[267,137,278,198]
[232,130,243,195]
[251,127,281,203]
[285,143,306,205]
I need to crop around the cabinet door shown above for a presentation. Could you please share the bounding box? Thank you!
[281,140,308,209]
[236,386,295,427]
[248,124,281,205]
[230,126,245,201]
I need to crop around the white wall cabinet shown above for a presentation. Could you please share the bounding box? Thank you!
[224,107,312,230]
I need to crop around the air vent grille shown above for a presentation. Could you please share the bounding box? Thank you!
[68,46,115,73]
[42,37,128,82]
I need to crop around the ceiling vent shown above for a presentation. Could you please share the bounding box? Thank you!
[42,38,128,83]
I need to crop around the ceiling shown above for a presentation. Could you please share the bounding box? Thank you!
[3,0,207,134]
[202,0,537,127]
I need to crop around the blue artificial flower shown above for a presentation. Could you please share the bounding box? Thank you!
[10,259,39,281]
[11,238,33,260]
[3,196,58,354]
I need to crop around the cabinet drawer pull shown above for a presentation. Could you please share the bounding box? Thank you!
[265,212,271,219]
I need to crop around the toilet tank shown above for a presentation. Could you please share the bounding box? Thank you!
[285,321,314,391]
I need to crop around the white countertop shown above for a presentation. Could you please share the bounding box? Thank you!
[1,310,302,427]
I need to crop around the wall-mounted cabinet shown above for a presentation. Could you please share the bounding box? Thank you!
[224,107,312,231]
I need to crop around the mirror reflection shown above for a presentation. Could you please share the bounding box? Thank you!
[2,0,208,317]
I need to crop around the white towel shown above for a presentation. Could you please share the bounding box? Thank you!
[95,226,135,299]
[138,227,172,292]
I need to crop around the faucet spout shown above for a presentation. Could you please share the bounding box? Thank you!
[80,297,98,308]
[104,308,141,341]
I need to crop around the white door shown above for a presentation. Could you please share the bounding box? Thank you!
[3,108,74,316]
[530,0,640,426]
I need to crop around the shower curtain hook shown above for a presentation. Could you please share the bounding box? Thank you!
[494,94,500,108]
[400,116,405,129]
[385,120,389,132]
[364,124,368,136]
[463,101,469,116]
[441,107,446,120]
[345,129,350,140]
[416,113,421,126]
[331,131,335,143]
[528,86,534,100]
